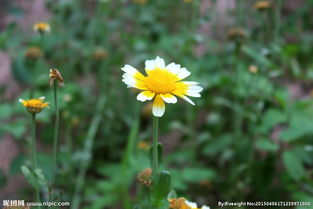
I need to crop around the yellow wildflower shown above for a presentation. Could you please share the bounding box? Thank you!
[184,0,192,3]
[254,1,271,11]
[19,97,49,114]
[25,47,43,60]
[121,56,203,117]
[49,68,65,87]
[33,22,51,34]
[249,65,258,74]
[169,198,210,209]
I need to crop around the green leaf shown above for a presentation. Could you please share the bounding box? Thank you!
[151,170,171,205]
[258,109,287,133]
[280,113,313,142]
[21,165,37,189]
[10,155,26,175]
[292,191,313,209]
[1,120,27,138]
[282,151,306,181]
[255,138,279,152]
[181,167,216,183]
[203,135,232,155]
[0,103,13,120]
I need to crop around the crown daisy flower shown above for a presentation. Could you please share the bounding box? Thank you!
[19,97,49,114]
[121,56,203,117]
[33,22,51,34]
[169,198,210,209]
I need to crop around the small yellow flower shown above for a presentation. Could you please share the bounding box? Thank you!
[184,0,192,3]
[33,22,51,34]
[49,68,65,87]
[249,65,258,74]
[19,97,49,114]
[121,57,203,117]
[25,47,43,60]
[254,1,271,11]
[169,198,210,209]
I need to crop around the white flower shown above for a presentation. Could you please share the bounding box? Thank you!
[121,56,203,117]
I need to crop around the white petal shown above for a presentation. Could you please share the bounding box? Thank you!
[121,65,139,76]
[177,67,191,80]
[145,56,165,72]
[160,94,177,103]
[186,201,198,208]
[181,95,195,105]
[19,99,25,103]
[155,56,165,68]
[201,206,210,209]
[186,91,201,97]
[39,96,45,100]
[183,81,199,85]
[166,62,181,75]
[145,59,156,70]
[152,96,165,117]
[137,91,155,102]
[122,73,136,87]
[188,85,203,92]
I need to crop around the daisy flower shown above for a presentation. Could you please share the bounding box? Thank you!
[169,198,210,209]
[121,56,203,117]
[19,97,49,114]
[33,22,51,34]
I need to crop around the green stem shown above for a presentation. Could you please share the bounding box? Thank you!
[31,113,40,203]
[50,80,59,193]
[274,0,283,43]
[152,116,159,179]
[71,95,106,209]
[120,103,140,209]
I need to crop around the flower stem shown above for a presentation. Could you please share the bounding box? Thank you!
[31,113,40,203]
[71,95,106,209]
[152,116,159,179]
[51,80,59,192]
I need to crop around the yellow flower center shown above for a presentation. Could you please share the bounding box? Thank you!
[144,69,177,94]
[169,198,192,209]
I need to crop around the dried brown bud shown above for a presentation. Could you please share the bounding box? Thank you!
[137,168,152,186]
[93,48,108,60]
[227,27,246,41]
[49,68,65,87]
[25,47,43,60]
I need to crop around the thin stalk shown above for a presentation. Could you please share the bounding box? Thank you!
[233,42,243,139]
[31,113,40,203]
[152,116,159,179]
[120,102,140,209]
[71,95,106,209]
[51,80,59,189]
[274,0,283,43]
